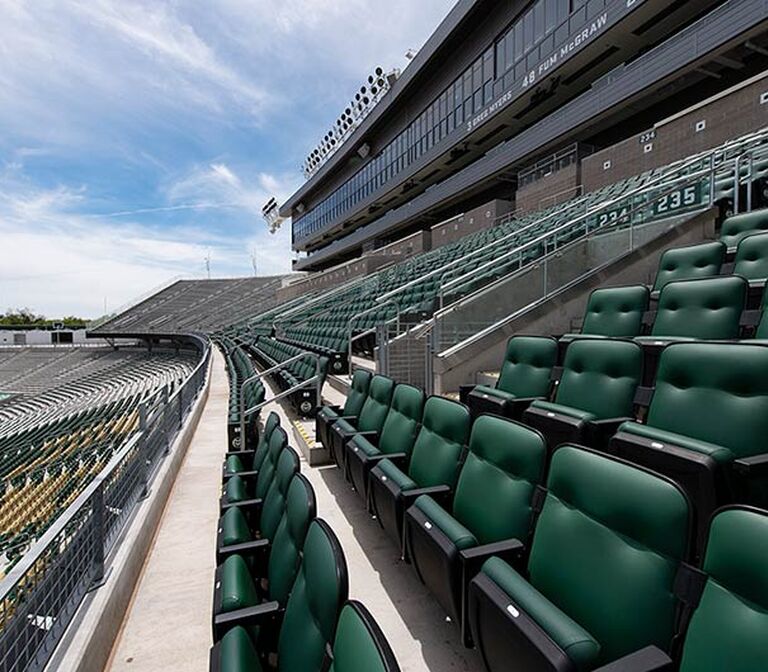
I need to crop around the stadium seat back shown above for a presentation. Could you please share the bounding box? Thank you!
[255,426,288,500]
[652,241,726,292]
[259,447,300,541]
[408,397,471,489]
[720,208,768,250]
[251,411,280,471]
[555,339,642,419]
[357,375,395,433]
[581,285,650,337]
[733,231,768,281]
[267,474,317,605]
[277,520,349,670]
[647,343,768,460]
[342,369,373,416]
[329,601,401,672]
[378,384,425,456]
[528,446,690,664]
[679,507,768,672]
[453,415,545,544]
[651,275,746,339]
[496,336,558,397]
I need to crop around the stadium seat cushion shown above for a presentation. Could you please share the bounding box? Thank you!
[481,556,600,670]
[218,626,263,672]
[376,459,418,491]
[220,507,252,547]
[220,554,259,613]
[412,495,478,550]
[616,421,734,463]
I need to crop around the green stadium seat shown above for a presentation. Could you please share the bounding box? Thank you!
[560,285,650,345]
[316,369,372,453]
[369,396,471,550]
[220,427,288,512]
[326,601,401,672]
[651,241,726,296]
[523,339,642,452]
[463,336,558,420]
[403,415,546,643]
[468,445,691,672]
[638,276,747,343]
[217,445,299,559]
[223,411,280,481]
[212,519,348,671]
[213,474,316,640]
[720,208,768,253]
[328,375,394,467]
[610,342,768,555]
[344,383,425,505]
[592,505,768,672]
[732,231,768,283]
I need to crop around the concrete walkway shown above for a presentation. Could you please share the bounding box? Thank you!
[105,352,484,671]
[105,349,228,672]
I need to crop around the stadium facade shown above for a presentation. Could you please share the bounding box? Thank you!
[282,0,768,271]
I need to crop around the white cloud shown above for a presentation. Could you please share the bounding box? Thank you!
[0,0,456,318]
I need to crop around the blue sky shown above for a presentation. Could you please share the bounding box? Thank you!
[0,0,455,318]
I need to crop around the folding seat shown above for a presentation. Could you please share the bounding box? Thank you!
[638,276,746,343]
[403,416,546,641]
[731,231,768,306]
[523,339,642,453]
[223,411,280,481]
[650,241,726,298]
[328,375,394,467]
[217,446,300,561]
[213,475,316,640]
[368,396,471,549]
[462,336,557,420]
[212,519,348,671]
[220,427,288,511]
[589,506,768,672]
[610,342,768,555]
[326,601,401,672]
[558,285,650,349]
[345,383,425,504]
[719,207,768,255]
[468,445,692,672]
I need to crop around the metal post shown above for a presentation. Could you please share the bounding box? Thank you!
[138,406,150,499]
[709,154,716,206]
[747,152,754,212]
[734,154,741,215]
[162,385,170,455]
[91,482,105,587]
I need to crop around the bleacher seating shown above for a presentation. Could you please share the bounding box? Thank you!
[0,345,199,568]
[213,408,402,672]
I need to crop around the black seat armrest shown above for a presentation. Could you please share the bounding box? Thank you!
[734,453,768,478]
[323,404,343,414]
[591,646,673,672]
[459,384,476,404]
[460,538,525,572]
[225,449,255,459]
[401,484,452,508]
[223,469,259,481]
[588,417,633,444]
[217,538,270,561]
[220,497,263,513]
[213,601,281,641]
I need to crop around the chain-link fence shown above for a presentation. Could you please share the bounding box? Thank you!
[0,338,210,672]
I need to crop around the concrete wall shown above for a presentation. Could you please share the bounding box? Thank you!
[434,207,719,393]
[431,200,513,249]
[583,74,768,192]
[516,163,581,214]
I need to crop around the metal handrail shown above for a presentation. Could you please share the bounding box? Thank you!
[437,165,718,320]
[436,154,730,306]
[238,351,321,440]
[346,300,400,373]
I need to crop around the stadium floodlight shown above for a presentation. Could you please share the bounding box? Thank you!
[261,197,285,233]
[301,65,401,180]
